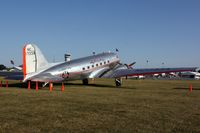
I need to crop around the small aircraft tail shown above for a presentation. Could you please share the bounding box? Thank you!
[23,44,49,79]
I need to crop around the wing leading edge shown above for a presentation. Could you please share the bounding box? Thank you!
[104,67,197,78]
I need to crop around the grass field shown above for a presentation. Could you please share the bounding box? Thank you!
[0,79,200,133]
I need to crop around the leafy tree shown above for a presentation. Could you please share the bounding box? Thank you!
[0,64,7,70]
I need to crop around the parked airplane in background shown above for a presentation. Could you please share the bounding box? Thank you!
[10,60,22,71]
[0,44,197,87]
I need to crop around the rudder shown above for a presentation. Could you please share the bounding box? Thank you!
[23,44,49,79]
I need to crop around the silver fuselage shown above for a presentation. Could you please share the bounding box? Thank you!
[43,52,120,81]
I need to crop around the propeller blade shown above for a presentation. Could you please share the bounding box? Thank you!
[128,62,136,67]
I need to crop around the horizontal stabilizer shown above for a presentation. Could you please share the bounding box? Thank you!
[0,71,23,80]
[25,73,64,82]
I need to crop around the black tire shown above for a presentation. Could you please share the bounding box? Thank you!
[82,79,89,85]
[115,78,122,87]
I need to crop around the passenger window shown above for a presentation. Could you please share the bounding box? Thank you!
[92,65,94,68]
[104,61,106,64]
[100,63,102,65]
[87,66,90,69]
[96,64,98,67]
[82,67,85,70]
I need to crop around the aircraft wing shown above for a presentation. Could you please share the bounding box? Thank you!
[0,71,24,80]
[103,67,197,78]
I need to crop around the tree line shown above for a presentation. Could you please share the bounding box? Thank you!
[0,64,7,70]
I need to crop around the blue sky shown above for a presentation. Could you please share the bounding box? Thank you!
[0,0,199,68]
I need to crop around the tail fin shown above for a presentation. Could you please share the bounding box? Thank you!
[23,44,49,78]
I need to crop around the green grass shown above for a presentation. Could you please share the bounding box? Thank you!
[0,79,200,133]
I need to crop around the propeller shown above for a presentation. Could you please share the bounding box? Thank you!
[116,61,136,80]
[117,62,136,69]
[125,62,136,69]
[128,62,136,67]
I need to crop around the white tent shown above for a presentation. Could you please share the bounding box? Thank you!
[181,72,200,80]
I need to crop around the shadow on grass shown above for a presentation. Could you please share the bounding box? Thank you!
[1,82,28,89]
[1,82,136,90]
[173,87,200,90]
[65,83,136,89]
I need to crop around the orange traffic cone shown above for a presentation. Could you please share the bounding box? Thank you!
[0,81,2,88]
[49,82,53,92]
[28,81,31,90]
[6,81,8,88]
[35,81,38,91]
[189,84,193,92]
[61,82,65,92]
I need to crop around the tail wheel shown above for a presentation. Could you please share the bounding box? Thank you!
[82,79,89,85]
[115,78,122,87]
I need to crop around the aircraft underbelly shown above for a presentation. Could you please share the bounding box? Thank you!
[63,71,89,81]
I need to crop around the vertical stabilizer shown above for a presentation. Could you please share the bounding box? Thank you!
[23,44,49,78]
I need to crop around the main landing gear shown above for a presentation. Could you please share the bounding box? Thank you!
[82,79,89,85]
[115,78,122,87]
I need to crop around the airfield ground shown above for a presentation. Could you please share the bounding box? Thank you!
[0,79,200,133]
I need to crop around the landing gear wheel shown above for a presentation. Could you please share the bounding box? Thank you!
[115,78,122,87]
[82,79,89,85]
